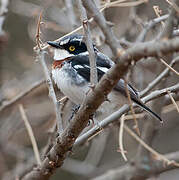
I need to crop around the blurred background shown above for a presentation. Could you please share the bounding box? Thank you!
[0,0,179,180]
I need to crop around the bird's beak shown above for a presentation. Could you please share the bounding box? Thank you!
[47,41,62,48]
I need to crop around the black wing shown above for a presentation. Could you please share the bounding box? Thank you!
[69,54,162,122]
[114,80,162,122]
[70,53,139,98]
[69,53,111,82]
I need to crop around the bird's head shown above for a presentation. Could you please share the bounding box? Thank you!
[47,34,95,61]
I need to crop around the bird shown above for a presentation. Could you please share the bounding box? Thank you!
[47,34,162,123]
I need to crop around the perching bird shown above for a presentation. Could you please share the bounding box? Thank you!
[47,34,162,122]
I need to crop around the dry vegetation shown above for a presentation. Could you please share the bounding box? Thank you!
[0,0,179,180]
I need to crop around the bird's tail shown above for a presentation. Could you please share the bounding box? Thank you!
[132,99,163,123]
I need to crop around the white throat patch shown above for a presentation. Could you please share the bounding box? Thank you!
[54,49,74,61]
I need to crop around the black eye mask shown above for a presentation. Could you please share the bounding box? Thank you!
[63,41,87,55]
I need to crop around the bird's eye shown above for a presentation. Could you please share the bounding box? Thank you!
[69,45,75,51]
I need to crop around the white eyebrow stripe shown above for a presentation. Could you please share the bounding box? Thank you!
[84,65,90,69]
[74,65,84,69]
[97,67,109,73]
[84,65,109,73]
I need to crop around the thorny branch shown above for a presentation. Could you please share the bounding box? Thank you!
[167,90,179,113]
[33,0,146,51]
[93,149,179,180]
[75,83,179,146]
[124,124,179,166]
[159,57,179,76]
[118,115,127,161]
[2,55,177,114]
[1,1,178,179]
[82,0,121,56]
[22,36,179,180]
[140,56,179,97]
[35,12,44,50]
[77,0,98,86]
[35,12,63,132]
[38,51,63,132]
[0,79,45,112]
[1,13,178,113]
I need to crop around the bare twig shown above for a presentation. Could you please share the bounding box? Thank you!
[163,100,179,113]
[159,58,179,76]
[153,6,165,27]
[42,124,57,160]
[6,44,178,119]
[77,0,98,86]
[33,3,118,51]
[124,79,140,135]
[18,104,41,165]
[102,0,147,8]
[38,51,63,132]
[92,151,179,180]
[140,56,179,97]
[22,34,179,180]
[118,115,127,161]
[75,83,179,147]
[136,14,169,42]
[142,83,179,103]
[58,96,68,104]
[158,0,179,39]
[33,0,146,52]
[167,90,179,113]
[0,79,45,112]
[35,11,44,50]
[166,0,179,13]
[82,0,121,56]
[3,16,178,114]
[124,124,179,166]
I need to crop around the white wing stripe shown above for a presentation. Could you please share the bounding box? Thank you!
[74,65,84,69]
[98,67,109,73]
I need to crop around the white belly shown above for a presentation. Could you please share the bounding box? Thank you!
[52,67,89,104]
[52,65,128,121]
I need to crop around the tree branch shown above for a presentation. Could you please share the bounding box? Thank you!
[0,78,45,112]
[19,104,41,166]
[82,0,121,56]
[22,37,179,180]
[75,83,179,146]
[140,56,179,97]
[77,0,98,85]
[92,151,179,180]
[38,51,63,132]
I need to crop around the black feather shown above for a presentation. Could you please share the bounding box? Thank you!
[67,53,162,122]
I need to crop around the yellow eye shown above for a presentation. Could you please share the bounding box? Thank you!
[69,45,75,51]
